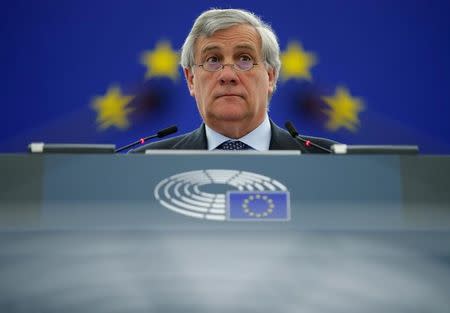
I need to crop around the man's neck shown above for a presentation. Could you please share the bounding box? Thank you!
[206,115,266,139]
[205,114,271,151]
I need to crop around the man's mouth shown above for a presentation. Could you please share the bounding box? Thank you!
[215,93,243,99]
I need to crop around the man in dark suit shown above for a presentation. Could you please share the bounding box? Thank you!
[133,8,336,153]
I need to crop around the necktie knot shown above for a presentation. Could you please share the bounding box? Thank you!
[217,140,251,150]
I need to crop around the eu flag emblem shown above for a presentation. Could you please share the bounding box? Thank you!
[227,191,290,221]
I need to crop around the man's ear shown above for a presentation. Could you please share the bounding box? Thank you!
[267,67,276,96]
[184,67,195,97]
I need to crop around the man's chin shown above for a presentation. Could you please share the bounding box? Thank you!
[203,110,250,126]
[207,103,248,119]
[213,113,247,122]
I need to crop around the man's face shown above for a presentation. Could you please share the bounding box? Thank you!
[184,24,275,138]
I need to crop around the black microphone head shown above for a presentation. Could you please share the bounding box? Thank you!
[284,121,299,138]
[156,125,178,138]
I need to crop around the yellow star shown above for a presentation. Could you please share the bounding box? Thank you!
[141,41,179,81]
[280,41,318,80]
[322,86,365,132]
[91,86,134,130]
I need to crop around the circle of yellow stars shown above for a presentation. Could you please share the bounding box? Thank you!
[91,37,364,133]
[242,194,275,218]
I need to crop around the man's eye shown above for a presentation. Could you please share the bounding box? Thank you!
[239,55,253,62]
[206,56,219,63]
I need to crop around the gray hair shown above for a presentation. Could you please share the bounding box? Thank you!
[180,8,281,91]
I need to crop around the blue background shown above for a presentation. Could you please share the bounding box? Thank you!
[2,0,450,153]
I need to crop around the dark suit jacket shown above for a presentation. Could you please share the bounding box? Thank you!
[131,121,337,153]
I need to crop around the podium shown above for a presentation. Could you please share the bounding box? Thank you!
[1,153,450,312]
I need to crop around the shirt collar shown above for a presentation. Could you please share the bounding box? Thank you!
[205,114,271,151]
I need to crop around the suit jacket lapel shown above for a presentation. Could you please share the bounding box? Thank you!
[172,124,208,149]
[269,120,309,153]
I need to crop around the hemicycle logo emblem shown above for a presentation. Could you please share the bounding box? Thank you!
[154,169,290,221]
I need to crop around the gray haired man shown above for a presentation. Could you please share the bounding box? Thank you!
[133,8,335,152]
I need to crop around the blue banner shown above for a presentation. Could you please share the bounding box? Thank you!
[2,0,450,153]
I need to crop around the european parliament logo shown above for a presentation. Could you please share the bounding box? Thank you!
[154,169,291,222]
[227,191,290,221]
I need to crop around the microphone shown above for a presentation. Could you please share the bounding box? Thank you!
[115,125,178,153]
[284,121,332,153]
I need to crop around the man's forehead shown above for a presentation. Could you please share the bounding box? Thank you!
[200,43,258,54]
[195,24,261,55]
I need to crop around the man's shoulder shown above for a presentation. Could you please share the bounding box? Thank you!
[269,121,338,153]
[301,133,338,146]
[131,134,188,152]
[301,134,338,153]
[130,125,206,153]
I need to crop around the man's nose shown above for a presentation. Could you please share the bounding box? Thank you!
[218,64,238,85]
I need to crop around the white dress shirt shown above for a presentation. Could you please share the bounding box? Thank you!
[205,114,271,151]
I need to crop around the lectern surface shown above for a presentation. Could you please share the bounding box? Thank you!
[1,154,449,313]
